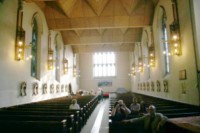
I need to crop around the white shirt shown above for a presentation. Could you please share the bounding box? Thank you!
[69,103,80,110]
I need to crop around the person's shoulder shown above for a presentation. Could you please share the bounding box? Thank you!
[155,113,165,117]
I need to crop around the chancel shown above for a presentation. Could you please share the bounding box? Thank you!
[0,0,200,133]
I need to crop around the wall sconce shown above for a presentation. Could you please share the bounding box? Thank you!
[138,57,143,72]
[73,66,76,77]
[63,58,68,74]
[15,30,25,61]
[128,63,136,76]
[15,0,25,61]
[47,31,54,70]
[73,65,80,77]
[148,47,155,67]
[170,0,181,56]
[48,49,54,70]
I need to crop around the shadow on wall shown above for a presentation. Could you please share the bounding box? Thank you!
[116,88,128,94]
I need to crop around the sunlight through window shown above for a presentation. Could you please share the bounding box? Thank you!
[93,52,116,77]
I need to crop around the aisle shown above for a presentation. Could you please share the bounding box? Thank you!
[80,99,109,133]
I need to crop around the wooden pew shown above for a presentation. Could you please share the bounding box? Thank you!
[0,110,76,133]
[0,120,67,133]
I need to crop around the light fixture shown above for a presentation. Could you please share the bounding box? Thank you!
[47,31,54,70]
[138,57,143,72]
[128,63,136,76]
[148,28,156,67]
[73,65,77,77]
[48,49,54,70]
[63,58,68,74]
[15,0,25,61]
[170,0,181,56]
[63,46,68,74]
[72,54,80,77]
[73,65,80,77]
[148,47,155,67]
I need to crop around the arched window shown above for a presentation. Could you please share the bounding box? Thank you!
[144,30,150,80]
[55,44,59,81]
[160,6,170,75]
[31,18,38,78]
[55,35,60,82]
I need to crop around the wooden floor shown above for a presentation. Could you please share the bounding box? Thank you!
[81,99,109,133]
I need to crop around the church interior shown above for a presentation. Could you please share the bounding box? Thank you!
[0,0,200,133]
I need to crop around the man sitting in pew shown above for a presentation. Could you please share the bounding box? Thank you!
[111,100,131,121]
[69,99,80,110]
[130,97,141,115]
[123,105,167,133]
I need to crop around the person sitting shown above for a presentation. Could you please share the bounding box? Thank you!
[69,99,80,110]
[130,97,141,115]
[111,100,131,121]
[138,97,146,113]
[123,105,167,133]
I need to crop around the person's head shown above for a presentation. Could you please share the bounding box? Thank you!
[148,105,156,116]
[132,97,138,104]
[114,101,123,108]
[118,100,124,105]
[72,99,77,104]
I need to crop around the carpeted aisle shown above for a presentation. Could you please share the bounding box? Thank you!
[81,99,109,133]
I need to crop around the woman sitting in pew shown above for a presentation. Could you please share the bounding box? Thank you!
[122,105,167,133]
[69,99,80,110]
[111,100,131,121]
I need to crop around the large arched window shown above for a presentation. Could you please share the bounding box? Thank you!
[160,6,170,75]
[55,44,60,81]
[31,18,38,78]
[55,35,60,82]
[144,30,150,80]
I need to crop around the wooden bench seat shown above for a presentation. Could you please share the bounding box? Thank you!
[0,120,67,133]
[0,110,77,133]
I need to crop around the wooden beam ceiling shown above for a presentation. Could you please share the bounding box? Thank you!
[23,0,158,53]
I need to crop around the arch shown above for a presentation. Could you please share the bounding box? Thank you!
[158,6,170,76]
[31,12,43,34]
[144,29,150,79]
[54,33,62,82]
[30,12,43,80]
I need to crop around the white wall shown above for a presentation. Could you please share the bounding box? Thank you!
[131,0,199,105]
[191,0,200,70]
[79,52,131,92]
[0,0,78,108]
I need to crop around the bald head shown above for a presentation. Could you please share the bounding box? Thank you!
[148,105,156,116]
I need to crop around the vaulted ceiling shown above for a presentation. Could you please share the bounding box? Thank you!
[24,0,159,53]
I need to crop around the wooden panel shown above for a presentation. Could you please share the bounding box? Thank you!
[86,0,110,16]
[120,0,140,15]
[28,0,157,52]
[99,16,114,27]
[57,0,77,17]
[114,16,129,27]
